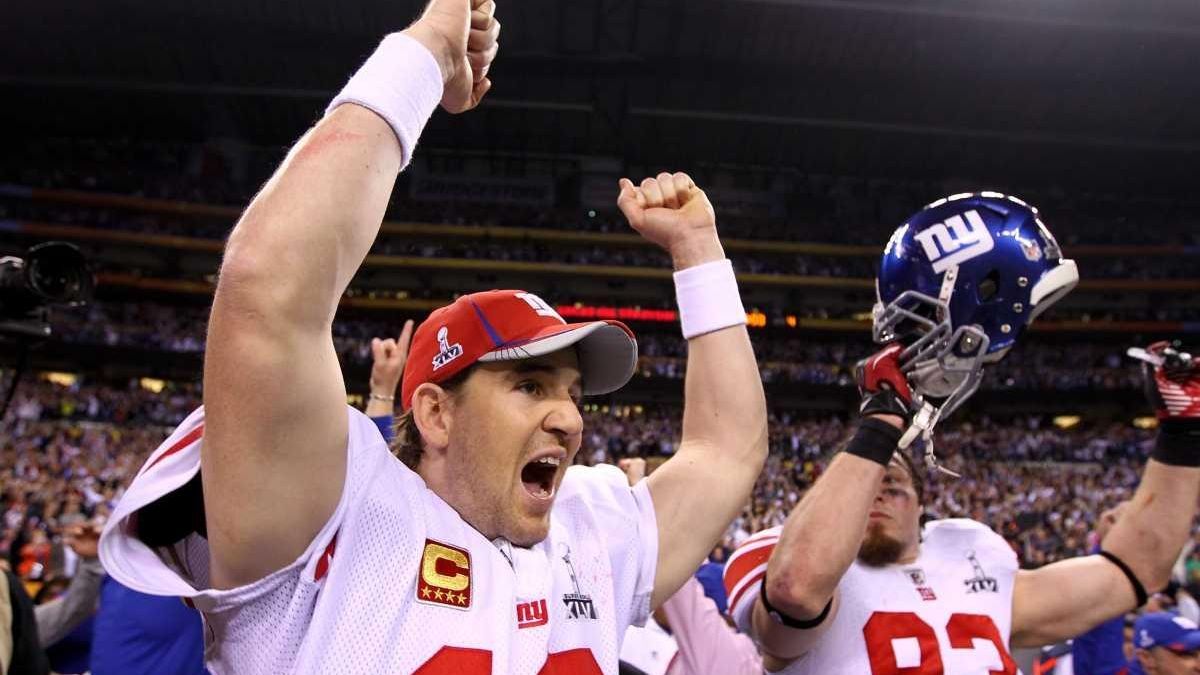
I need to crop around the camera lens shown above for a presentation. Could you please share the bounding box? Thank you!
[25,242,93,304]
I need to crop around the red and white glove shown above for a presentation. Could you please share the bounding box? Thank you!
[855,343,915,423]
[1143,341,1200,421]
[1139,341,1200,464]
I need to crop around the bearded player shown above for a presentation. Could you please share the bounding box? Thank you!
[96,1,768,672]
[724,194,1200,674]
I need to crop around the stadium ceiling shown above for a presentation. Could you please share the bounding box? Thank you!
[5,0,1200,189]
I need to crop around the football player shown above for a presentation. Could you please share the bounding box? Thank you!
[724,194,1200,674]
[97,1,768,672]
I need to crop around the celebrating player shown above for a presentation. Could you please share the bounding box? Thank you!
[96,1,768,672]
[724,194,1200,674]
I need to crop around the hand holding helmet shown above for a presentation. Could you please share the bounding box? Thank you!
[871,192,1079,465]
[855,343,915,423]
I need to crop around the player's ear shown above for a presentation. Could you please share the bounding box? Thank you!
[411,382,455,453]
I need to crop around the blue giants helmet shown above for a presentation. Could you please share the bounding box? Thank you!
[873,192,1079,422]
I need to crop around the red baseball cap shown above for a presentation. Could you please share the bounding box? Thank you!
[400,290,638,410]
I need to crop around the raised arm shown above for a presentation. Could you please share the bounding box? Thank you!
[1011,459,1200,646]
[201,0,498,589]
[615,173,768,610]
[750,345,911,664]
[1011,342,1200,646]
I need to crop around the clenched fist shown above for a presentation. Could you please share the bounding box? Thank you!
[616,172,725,270]
[618,457,647,486]
[403,0,500,114]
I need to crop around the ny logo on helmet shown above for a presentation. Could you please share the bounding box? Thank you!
[912,210,995,274]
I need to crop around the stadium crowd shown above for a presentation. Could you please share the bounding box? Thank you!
[50,301,1147,392]
[5,137,1200,249]
[0,373,1176,580]
[7,198,1200,282]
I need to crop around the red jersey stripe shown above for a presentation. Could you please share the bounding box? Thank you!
[144,424,204,473]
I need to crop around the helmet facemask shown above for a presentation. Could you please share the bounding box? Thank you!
[873,288,990,418]
[872,284,990,477]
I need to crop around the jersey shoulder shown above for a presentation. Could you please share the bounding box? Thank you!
[723,527,783,625]
[923,518,1017,569]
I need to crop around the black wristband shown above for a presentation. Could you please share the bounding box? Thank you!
[1099,550,1149,608]
[1151,420,1200,467]
[759,573,833,629]
[843,418,903,467]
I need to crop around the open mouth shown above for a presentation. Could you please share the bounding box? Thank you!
[520,456,561,500]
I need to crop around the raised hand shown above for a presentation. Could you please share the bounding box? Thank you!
[370,319,415,401]
[64,523,100,560]
[1140,340,1200,423]
[616,172,724,269]
[618,457,647,486]
[855,343,915,423]
[403,0,499,114]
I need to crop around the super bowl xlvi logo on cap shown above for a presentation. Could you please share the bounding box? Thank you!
[559,544,598,620]
[912,210,996,274]
[515,292,566,323]
[431,325,464,371]
[1138,629,1154,649]
[962,550,998,594]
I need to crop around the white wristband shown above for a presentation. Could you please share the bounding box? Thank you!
[674,259,747,339]
[326,33,444,170]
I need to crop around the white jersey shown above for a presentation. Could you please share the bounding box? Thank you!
[99,406,659,674]
[725,519,1020,675]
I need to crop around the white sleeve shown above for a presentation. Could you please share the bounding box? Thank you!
[98,405,389,609]
[722,528,780,635]
[559,464,659,630]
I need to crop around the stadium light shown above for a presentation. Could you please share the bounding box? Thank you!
[138,378,166,394]
[1133,416,1159,430]
[1052,415,1081,430]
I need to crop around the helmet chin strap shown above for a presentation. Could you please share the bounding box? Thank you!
[897,264,964,479]
[897,400,961,478]
[936,264,958,315]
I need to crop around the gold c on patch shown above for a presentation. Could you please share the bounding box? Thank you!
[416,539,472,611]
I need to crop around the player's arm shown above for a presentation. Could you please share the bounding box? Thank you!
[751,346,911,663]
[1011,460,1200,646]
[615,173,768,610]
[201,1,498,589]
[1011,342,1200,647]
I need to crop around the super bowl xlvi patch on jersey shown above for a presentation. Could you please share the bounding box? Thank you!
[431,325,463,371]
[416,539,472,610]
[962,550,999,594]
[559,545,598,620]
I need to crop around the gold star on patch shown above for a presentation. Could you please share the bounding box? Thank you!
[421,587,432,599]
[434,589,445,601]
[456,592,467,605]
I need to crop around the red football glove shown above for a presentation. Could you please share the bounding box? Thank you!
[1142,341,1200,422]
[855,343,915,422]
